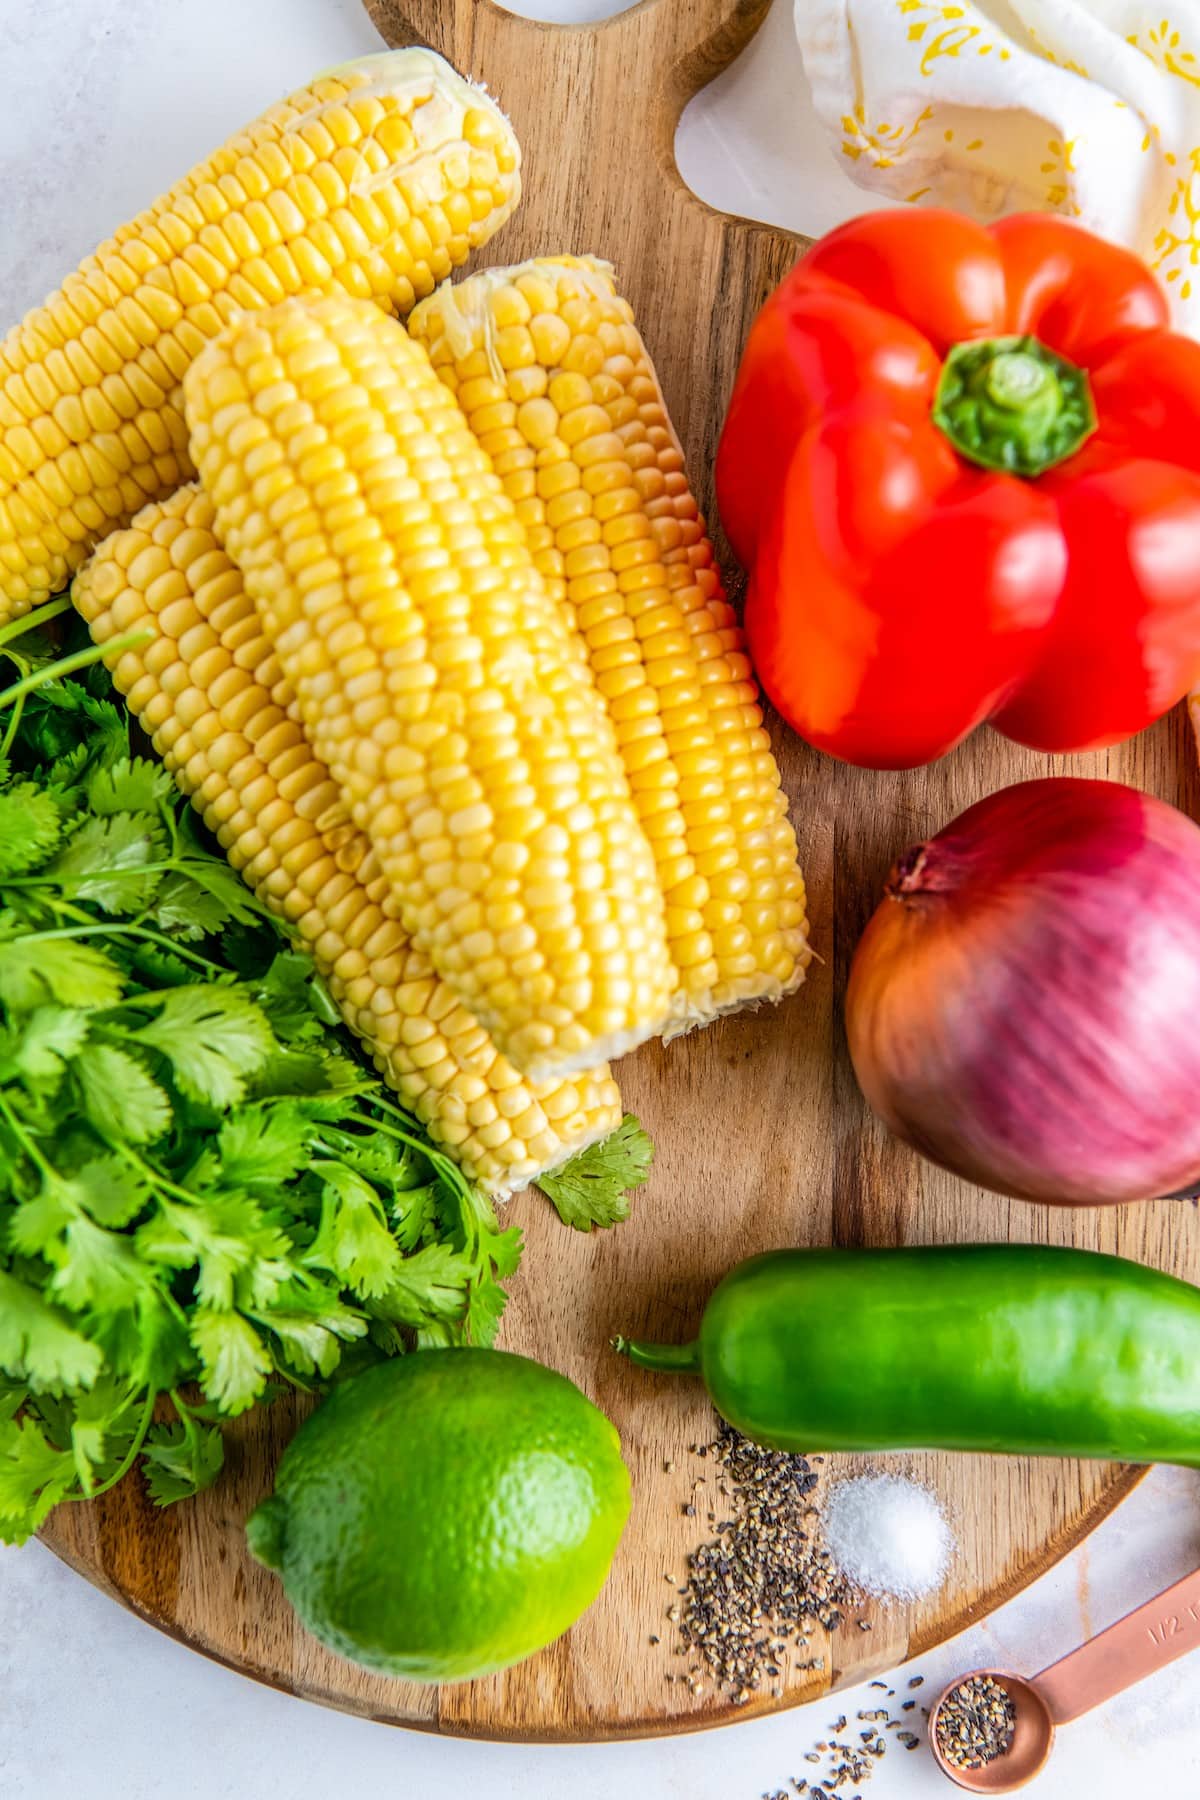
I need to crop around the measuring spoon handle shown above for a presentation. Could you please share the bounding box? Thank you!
[1035,1565,1200,1726]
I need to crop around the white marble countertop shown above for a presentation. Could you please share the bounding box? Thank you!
[2,2,1199,1795]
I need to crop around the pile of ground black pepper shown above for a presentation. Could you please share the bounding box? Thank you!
[934,1673,1016,1771]
[662,1424,851,1706]
[758,1677,929,1798]
[659,1426,933,1796]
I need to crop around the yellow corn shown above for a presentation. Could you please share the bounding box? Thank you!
[184,292,674,1078]
[409,257,809,1029]
[72,485,622,1194]
[0,50,521,620]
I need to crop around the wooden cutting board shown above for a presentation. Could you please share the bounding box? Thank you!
[40,0,1200,1741]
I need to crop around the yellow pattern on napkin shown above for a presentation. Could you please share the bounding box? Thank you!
[795,1,1200,316]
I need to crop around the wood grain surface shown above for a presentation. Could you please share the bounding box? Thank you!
[40,0,1200,1741]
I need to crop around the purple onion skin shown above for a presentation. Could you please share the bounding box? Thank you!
[846,777,1200,1204]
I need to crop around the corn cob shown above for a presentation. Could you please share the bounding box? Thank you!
[0,49,521,621]
[72,484,623,1193]
[184,292,674,1078]
[409,257,809,1029]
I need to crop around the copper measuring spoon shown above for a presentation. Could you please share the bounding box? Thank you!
[928,1564,1200,1791]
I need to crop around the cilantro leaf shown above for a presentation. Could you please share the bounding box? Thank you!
[0,936,124,1011]
[73,1154,153,1229]
[305,1164,403,1299]
[67,1375,144,1492]
[133,986,275,1109]
[0,1269,102,1390]
[137,1194,293,1312]
[0,1386,25,1426]
[319,1124,408,1187]
[90,1291,193,1393]
[49,1217,151,1312]
[190,1310,272,1415]
[0,628,525,1529]
[13,1006,88,1084]
[257,951,329,1041]
[0,1414,77,1543]
[390,1180,438,1252]
[486,1222,524,1280]
[214,1105,311,1192]
[465,1275,508,1347]
[73,1043,172,1145]
[141,1417,225,1506]
[20,679,127,773]
[86,756,173,817]
[41,740,91,797]
[120,941,196,990]
[46,812,166,912]
[258,1300,367,1379]
[370,1242,476,1328]
[9,1173,84,1258]
[147,872,240,941]
[178,855,264,930]
[0,782,62,876]
[538,1115,654,1232]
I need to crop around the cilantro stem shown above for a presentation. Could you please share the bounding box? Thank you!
[6,859,199,889]
[0,693,26,759]
[71,1386,157,1502]
[0,644,526,1532]
[0,1092,60,1181]
[0,629,152,712]
[167,1390,210,1458]
[158,794,183,864]
[8,921,231,977]
[110,1141,210,1208]
[0,603,79,754]
[339,1103,498,1262]
[349,1099,475,1198]
[0,596,72,649]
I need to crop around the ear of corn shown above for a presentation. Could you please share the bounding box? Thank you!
[0,49,521,620]
[408,257,809,1030]
[183,292,675,1079]
[72,484,622,1194]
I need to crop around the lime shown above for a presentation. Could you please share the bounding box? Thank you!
[246,1348,631,1682]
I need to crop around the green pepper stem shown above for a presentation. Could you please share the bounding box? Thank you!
[613,1335,701,1375]
[931,333,1096,478]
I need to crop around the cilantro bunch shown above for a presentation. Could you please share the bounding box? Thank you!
[0,613,523,1543]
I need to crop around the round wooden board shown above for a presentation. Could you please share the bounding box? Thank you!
[40,0,1200,1741]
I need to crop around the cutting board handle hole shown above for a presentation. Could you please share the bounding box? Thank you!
[496,0,639,18]
[674,0,908,240]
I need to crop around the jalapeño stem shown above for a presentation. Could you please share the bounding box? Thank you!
[613,1336,701,1374]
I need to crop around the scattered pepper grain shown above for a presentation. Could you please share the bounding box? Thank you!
[665,1424,848,1701]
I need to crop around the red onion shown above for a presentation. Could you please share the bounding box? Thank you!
[846,778,1200,1204]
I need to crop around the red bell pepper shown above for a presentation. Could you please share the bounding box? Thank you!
[717,210,1200,769]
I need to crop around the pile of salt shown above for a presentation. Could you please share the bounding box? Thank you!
[822,1472,953,1603]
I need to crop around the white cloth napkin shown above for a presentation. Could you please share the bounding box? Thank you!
[794,0,1200,332]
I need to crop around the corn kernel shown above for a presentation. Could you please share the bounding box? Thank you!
[184,293,673,1077]
[0,49,523,620]
[73,483,623,1194]
[410,256,810,1032]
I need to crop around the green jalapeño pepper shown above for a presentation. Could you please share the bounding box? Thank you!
[617,1246,1200,1466]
